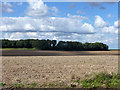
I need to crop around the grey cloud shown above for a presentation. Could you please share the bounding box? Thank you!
[2,30,95,35]
[99,6,106,10]
[83,7,88,10]
[87,2,116,7]
[104,2,116,4]
[76,10,85,14]
[87,2,116,11]
[69,3,76,9]
[87,2,102,7]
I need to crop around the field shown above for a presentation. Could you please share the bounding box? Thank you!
[2,50,119,88]
[2,50,119,56]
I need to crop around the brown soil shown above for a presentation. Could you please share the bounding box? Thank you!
[2,50,118,56]
[2,55,118,86]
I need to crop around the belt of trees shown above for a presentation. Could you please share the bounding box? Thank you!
[1,39,109,51]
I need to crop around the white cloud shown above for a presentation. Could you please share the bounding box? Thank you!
[76,10,85,14]
[2,2,14,13]
[26,0,49,17]
[3,2,12,8]
[26,32,38,37]
[1,13,95,41]
[81,23,94,33]
[24,24,35,30]
[94,15,108,28]
[26,0,59,17]
[50,7,58,13]
[9,32,25,40]
[107,14,113,18]
[100,20,118,34]
[114,20,120,28]
[6,8,14,13]
[0,15,94,34]
[83,33,104,43]
[18,2,23,5]
[67,13,88,20]
[102,26,118,34]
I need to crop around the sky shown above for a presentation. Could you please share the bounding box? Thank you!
[0,0,119,49]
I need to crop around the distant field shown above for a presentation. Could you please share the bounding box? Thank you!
[2,48,120,51]
[2,50,119,56]
[2,48,120,50]
[2,48,36,50]
[110,49,120,51]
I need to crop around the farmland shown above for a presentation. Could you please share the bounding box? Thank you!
[2,50,119,88]
[2,50,119,56]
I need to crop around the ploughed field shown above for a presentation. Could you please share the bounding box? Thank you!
[2,50,119,87]
[2,50,119,56]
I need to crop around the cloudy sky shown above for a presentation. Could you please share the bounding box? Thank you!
[0,0,119,49]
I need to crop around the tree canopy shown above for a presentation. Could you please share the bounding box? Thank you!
[1,39,109,51]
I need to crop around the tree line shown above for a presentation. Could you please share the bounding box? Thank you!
[2,39,109,51]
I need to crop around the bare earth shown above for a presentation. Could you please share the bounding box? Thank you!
[2,50,119,56]
[2,55,118,86]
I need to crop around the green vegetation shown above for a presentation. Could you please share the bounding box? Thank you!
[1,72,120,88]
[2,48,37,50]
[12,83,24,88]
[11,83,37,88]
[27,82,37,88]
[1,82,37,88]
[1,39,108,51]
[0,83,6,86]
[110,49,120,51]
[72,72,120,88]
